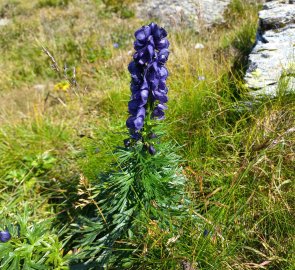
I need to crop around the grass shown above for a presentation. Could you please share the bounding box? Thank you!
[0,0,294,269]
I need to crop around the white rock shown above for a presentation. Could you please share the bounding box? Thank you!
[194,43,205,49]
[33,84,46,91]
[245,0,295,97]
[135,0,231,31]
[0,18,10,26]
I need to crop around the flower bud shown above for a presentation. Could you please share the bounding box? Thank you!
[149,133,157,139]
[124,139,131,148]
[148,145,156,155]
[0,230,11,242]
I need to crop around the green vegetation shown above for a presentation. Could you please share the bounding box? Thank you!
[0,0,294,269]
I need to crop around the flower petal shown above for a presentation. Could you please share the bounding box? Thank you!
[135,25,151,41]
[158,49,169,64]
[156,38,170,50]
[148,145,156,155]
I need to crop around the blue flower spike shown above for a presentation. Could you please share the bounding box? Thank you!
[125,23,169,154]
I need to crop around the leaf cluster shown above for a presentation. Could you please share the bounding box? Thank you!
[0,208,68,270]
[69,141,186,268]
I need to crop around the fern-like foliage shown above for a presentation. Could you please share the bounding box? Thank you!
[0,208,68,270]
[70,141,186,268]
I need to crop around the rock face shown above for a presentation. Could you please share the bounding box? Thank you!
[135,0,231,31]
[245,0,295,96]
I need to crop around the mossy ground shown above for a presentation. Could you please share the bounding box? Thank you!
[0,0,294,269]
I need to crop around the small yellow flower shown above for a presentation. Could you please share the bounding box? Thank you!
[53,81,70,92]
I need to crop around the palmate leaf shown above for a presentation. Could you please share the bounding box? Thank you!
[70,141,186,268]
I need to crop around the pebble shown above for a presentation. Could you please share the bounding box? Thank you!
[194,43,205,49]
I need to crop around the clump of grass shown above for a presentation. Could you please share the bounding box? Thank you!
[102,0,136,18]
[37,0,71,8]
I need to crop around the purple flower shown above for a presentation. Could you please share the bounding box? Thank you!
[134,25,151,42]
[124,138,131,148]
[155,38,169,50]
[148,145,156,155]
[130,132,142,140]
[150,22,167,41]
[149,133,157,139]
[133,47,154,65]
[125,23,169,149]
[132,23,169,67]
[126,115,145,131]
[128,61,143,85]
[0,230,11,243]
[157,49,169,64]
[152,103,167,120]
